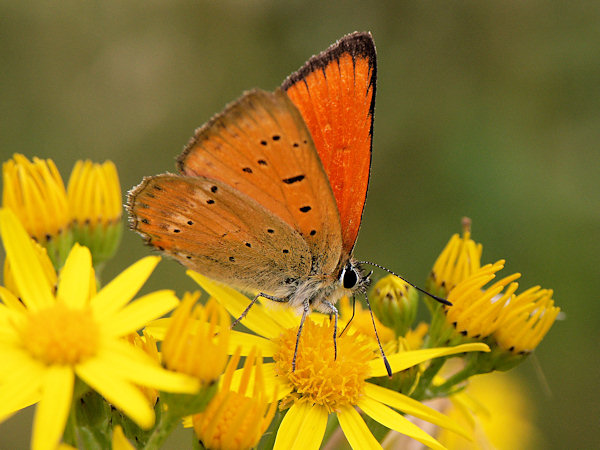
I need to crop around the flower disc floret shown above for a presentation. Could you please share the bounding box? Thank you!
[273,319,373,412]
[22,303,99,365]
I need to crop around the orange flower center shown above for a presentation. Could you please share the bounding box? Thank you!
[273,318,373,412]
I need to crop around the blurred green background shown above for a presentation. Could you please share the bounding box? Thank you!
[1,1,598,448]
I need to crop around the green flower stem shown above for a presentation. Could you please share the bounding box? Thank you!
[143,408,181,450]
[428,357,480,399]
[144,386,218,449]
[412,357,447,400]
[63,404,78,447]
[78,426,107,450]
[258,409,285,450]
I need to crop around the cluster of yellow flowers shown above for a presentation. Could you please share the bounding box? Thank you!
[0,155,559,449]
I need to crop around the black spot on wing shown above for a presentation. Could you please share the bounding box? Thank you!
[282,174,305,184]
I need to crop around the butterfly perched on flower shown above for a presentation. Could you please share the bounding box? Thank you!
[128,32,445,375]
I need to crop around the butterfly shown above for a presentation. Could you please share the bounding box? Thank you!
[128,32,446,376]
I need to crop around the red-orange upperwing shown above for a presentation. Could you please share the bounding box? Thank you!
[282,32,376,254]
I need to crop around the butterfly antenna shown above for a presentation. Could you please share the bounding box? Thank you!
[339,294,357,337]
[358,261,452,306]
[362,287,392,378]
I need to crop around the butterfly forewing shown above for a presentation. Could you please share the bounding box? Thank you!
[176,89,342,275]
[282,32,376,254]
[128,174,312,293]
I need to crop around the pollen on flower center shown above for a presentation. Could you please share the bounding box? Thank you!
[273,318,373,412]
[22,303,99,365]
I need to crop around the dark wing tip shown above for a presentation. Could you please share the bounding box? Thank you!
[281,31,376,90]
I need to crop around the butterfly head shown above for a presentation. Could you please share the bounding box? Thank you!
[339,259,372,293]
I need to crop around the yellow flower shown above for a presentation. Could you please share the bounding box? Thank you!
[67,160,123,265]
[189,271,491,450]
[2,154,72,266]
[436,371,544,449]
[429,218,482,295]
[192,346,277,450]
[161,292,230,385]
[0,209,199,450]
[445,260,521,340]
[439,260,559,372]
[126,331,161,407]
[494,286,560,354]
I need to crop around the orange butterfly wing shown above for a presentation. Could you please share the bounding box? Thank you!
[282,32,376,255]
[176,89,342,276]
[128,174,313,294]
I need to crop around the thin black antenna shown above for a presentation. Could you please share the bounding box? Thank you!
[362,287,392,377]
[358,261,452,306]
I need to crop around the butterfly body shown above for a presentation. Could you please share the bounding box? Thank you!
[128,32,381,369]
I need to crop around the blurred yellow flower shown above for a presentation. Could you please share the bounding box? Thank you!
[67,160,122,265]
[192,347,277,450]
[437,371,544,449]
[2,154,72,266]
[0,209,198,450]
[429,218,482,295]
[161,292,230,385]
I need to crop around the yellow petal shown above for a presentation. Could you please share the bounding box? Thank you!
[91,256,160,320]
[274,402,328,450]
[103,290,179,337]
[229,362,292,402]
[0,286,27,313]
[56,244,92,309]
[336,406,382,450]
[0,209,54,311]
[143,318,169,340]
[76,358,155,429]
[229,330,276,356]
[358,396,446,450]
[187,270,284,339]
[32,366,74,450]
[90,339,199,393]
[369,343,490,377]
[364,383,469,439]
[112,425,135,450]
[0,350,44,421]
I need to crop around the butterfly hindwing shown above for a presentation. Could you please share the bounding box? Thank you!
[282,32,376,255]
[177,89,343,275]
[128,174,312,294]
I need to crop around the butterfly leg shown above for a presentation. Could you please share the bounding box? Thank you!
[321,300,339,361]
[292,298,311,372]
[231,292,286,329]
[339,294,357,337]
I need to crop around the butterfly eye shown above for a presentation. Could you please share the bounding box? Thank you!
[341,265,359,289]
